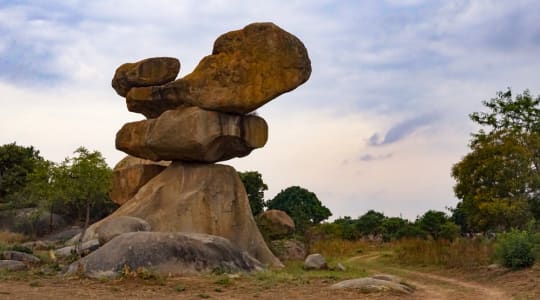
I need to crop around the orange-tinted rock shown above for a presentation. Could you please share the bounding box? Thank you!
[126,23,311,118]
[112,57,180,97]
[80,162,283,267]
[115,106,268,162]
[110,156,170,205]
[257,209,295,239]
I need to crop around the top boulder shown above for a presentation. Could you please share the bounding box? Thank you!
[126,23,311,118]
[112,57,180,97]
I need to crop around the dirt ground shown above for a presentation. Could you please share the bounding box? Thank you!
[1,253,539,299]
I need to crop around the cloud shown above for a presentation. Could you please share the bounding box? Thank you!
[359,153,393,162]
[369,115,436,146]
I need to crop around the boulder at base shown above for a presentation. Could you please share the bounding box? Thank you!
[116,106,268,162]
[270,239,306,261]
[110,155,170,205]
[112,57,180,97]
[304,253,327,270]
[82,162,282,267]
[257,209,295,239]
[126,22,311,118]
[66,232,262,278]
[96,216,151,245]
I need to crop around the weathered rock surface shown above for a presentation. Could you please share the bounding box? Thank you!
[66,232,262,279]
[304,253,327,270]
[331,277,414,294]
[110,156,170,205]
[80,162,282,267]
[96,216,151,245]
[55,239,100,257]
[2,251,40,263]
[112,57,180,97]
[270,239,306,261]
[0,260,26,271]
[21,240,51,250]
[257,209,295,239]
[116,106,268,162]
[125,22,311,118]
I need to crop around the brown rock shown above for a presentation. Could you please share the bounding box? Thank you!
[270,239,306,261]
[110,156,170,205]
[126,22,311,117]
[82,162,282,267]
[257,209,295,239]
[116,106,268,162]
[112,57,180,97]
[95,216,151,245]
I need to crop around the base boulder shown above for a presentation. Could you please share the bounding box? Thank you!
[66,232,262,278]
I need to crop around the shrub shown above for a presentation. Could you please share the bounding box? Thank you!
[494,229,538,269]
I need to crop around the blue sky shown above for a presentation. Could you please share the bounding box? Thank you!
[1,0,539,220]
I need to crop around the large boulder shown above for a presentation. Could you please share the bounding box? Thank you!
[116,106,268,162]
[80,162,282,267]
[66,232,262,279]
[257,209,295,239]
[125,22,311,118]
[112,57,180,97]
[110,156,170,205]
[96,216,151,244]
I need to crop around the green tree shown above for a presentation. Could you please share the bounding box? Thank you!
[417,210,459,240]
[0,142,43,204]
[266,186,331,232]
[452,89,540,231]
[356,210,385,237]
[238,171,268,216]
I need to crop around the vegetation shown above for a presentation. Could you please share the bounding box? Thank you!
[494,228,539,269]
[267,186,331,232]
[238,171,268,216]
[0,143,44,205]
[452,89,540,232]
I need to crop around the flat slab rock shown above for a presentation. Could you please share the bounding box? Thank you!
[116,106,268,162]
[66,232,263,279]
[0,260,26,271]
[2,251,40,263]
[125,22,311,118]
[331,276,415,294]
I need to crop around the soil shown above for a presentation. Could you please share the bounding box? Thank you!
[0,253,538,299]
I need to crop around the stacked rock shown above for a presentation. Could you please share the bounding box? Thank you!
[104,22,311,267]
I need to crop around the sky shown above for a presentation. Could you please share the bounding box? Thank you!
[1,0,540,221]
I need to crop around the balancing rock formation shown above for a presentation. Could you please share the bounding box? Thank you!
[103,22,310,268]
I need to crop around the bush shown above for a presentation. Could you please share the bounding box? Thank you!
[494,229,538,269]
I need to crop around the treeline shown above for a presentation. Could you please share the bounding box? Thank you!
[0,143,117,232]
[316,210,459,242]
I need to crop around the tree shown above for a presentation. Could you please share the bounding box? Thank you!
[452,89,540,231]
[0,142,43,204]
[356,210,385,237]
[238,171,268,216]
[417,210,459,240]
[266,186,331,232]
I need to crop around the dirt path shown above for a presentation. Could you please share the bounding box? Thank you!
[348,254,508,300]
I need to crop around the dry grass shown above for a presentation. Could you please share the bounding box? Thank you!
[310,238,373,258]
[0,230,27,244]
[391,238,494,268]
